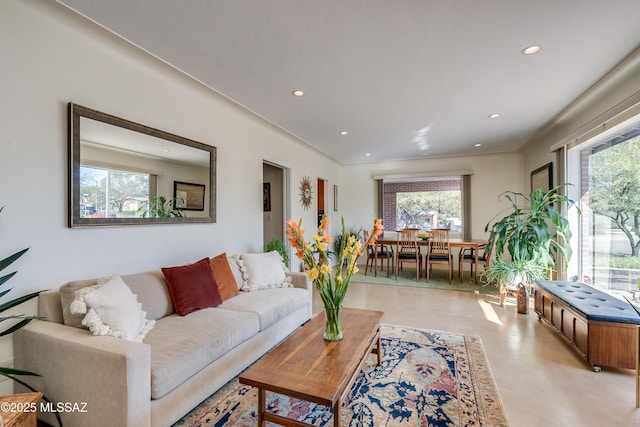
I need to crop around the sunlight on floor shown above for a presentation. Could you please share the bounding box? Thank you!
[477,299,503,325]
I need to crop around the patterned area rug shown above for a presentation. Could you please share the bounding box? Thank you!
[174,325,509,427]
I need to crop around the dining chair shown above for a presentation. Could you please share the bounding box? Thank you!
[458,240,493,283]
[363,230,394,277]
[395,229,422,281]
[426,229,453,283]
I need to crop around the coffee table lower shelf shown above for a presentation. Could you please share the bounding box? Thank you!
[239,308,384,427]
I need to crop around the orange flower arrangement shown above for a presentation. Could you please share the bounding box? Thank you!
[286,215,383,340]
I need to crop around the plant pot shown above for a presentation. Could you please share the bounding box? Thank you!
[505,271,527,292]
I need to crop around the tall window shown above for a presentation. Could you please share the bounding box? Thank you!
[383,177,462,236]
[80,166,152,218]
[568,123,640,296]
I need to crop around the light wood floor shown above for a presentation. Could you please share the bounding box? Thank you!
[314,279,640,427]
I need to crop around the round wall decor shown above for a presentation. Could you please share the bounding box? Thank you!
[299,176,313,210]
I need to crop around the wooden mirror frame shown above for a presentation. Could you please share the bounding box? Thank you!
[68,103,216,227]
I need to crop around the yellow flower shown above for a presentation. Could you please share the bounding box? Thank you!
[287,215,382,309]
[307,268,319,281]
[352,266,359,274]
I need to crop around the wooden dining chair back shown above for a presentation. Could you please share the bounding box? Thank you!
[458,240,493,282]
[426,229,453,283]
[363,230,394,277]
[395,229,422,281]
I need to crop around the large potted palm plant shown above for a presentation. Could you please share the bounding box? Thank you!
[482,184,578,303]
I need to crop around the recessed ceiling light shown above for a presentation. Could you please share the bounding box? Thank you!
[488,113,500,118]
[474,143,482,147]
[292,90,305,97]
[522,45,542,55]
[365,153,371,156]
[339,131,348,135]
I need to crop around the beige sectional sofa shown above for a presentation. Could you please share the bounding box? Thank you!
[14,253,312,427]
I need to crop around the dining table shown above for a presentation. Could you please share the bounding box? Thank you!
[373,232,489,284]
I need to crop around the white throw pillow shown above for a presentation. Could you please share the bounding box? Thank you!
[239,251,292,291]
[69,275,155,342]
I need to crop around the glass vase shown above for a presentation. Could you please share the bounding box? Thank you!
[323,306,343,341]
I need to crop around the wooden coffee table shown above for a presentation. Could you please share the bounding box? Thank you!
[239,307,384,427]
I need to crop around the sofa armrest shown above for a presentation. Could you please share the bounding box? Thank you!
[287,271,312,291]
[14,320,151,427]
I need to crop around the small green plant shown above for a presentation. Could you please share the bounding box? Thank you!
[332,228,361,260]
[264,238,289,266]
[480,257,547,288]
[137,196,185,218]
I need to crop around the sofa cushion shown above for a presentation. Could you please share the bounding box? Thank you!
[209,253,240,301]
[161,258,222,316]
[238,252,293,291]
[145,308,260,399]
[121,270,174,320]
[69,275,155,342]
[219,288,309,330]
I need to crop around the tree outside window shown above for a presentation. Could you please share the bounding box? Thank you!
[80,166,150,218]
[396,191,461,231]
[580,130,640,293]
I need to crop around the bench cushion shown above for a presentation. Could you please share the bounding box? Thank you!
[536,280,640,325]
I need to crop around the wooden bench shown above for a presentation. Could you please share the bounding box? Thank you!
[533,280,640,407]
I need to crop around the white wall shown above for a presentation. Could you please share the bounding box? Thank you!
[0,0,342,387]
[522,46,640,184]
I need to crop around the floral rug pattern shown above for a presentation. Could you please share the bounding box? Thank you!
[174,325,509,427]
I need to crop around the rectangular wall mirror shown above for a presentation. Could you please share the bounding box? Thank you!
[68,103,216,227]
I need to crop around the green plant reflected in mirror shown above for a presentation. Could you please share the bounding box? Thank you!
[68,103,216,227]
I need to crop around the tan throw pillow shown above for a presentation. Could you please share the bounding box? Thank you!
[59,278,99,329]
[209,253,240,301]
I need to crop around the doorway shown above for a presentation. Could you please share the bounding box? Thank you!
[262,161,289,255]
[317,178,327,226]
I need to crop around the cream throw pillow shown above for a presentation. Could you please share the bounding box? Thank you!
[239,251,292,291]
[70,275,155,342]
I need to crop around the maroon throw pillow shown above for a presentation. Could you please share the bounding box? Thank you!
[161,258,222,316]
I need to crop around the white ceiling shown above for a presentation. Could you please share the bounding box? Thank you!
[57,0,640,164]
